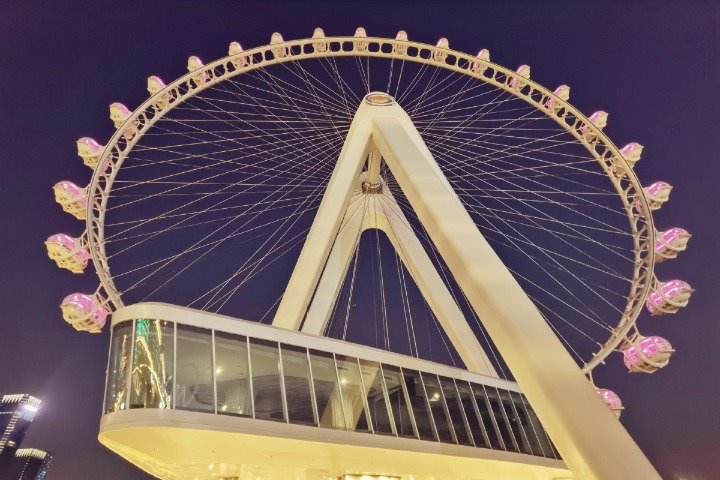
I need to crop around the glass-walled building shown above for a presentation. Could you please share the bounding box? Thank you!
[105,315,557,459]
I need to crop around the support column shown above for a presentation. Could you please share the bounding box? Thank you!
[372,108,661,480]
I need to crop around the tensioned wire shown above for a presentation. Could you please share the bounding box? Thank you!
[102,53,637,372]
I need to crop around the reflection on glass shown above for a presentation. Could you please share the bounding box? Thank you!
[130,319,173,409]
[422,373,454,443]
[280,344,315,425]
[335,355,371,433]
[215,332,251,417]
[382,365,415,438]
[439,376,473,446]
[249,338,285,422]
[176,325,214,412]
[358,360,394,435]
[401,369,436,441]
[501,390,532,455]
[309,350,345,430]
[105,321,133,413]
[456,380,489,448]
[471,383,505,450]
[486,387,519,452]
[511,391,553,457]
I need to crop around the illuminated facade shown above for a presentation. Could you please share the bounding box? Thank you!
[0,395,40,461]
[100,303,570,479]
[7,449,53,480]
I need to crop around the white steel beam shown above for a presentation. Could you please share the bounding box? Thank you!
[370,102,661,480]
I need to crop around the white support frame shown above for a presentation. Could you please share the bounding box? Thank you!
[273,95,661,480]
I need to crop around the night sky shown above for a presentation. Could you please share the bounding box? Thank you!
[1,1,718,479]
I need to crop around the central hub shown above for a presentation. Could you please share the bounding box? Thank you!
[361,181,383,194]
[364,92,395,106]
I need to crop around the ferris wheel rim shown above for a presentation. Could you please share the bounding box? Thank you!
[85,32,656,374]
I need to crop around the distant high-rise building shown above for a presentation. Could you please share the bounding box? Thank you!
[8,449,53,480]
[0,395,41,460]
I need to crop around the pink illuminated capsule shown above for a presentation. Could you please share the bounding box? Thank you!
[470,49,490,74]
[60,292,109,333]
[544,85,570,111]
[655,227,691,262]
[228,41,252,69]
[633,181,673,212]
[268,32,289,58]
[187,56,210,85]
[393,30,409,55]
[578,111,608,140]
[311,28,328,54]
[596,388,623,417]
[644,181,672,210]
[646,280,693,315]
[147,76,174,110]
[623,336,674,373]
[620,142,643,166]
[433,38,449,62]
[53,181,88,220]
[353,27,368,52]
[76,137,104,169]
[509,64,530,90]
[109,102,137,140]
[45,234,90,274]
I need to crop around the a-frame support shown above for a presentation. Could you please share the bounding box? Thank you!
[273,93,662,480]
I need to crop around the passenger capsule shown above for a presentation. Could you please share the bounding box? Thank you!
[578,111,608,141]
[109,102,137,139]
[269,33,288,58]
[470,49,490,74]
[655,227,691,262]
[433,38,449,62]
[312,27,328,53]
[643,181,673,210]
[354,27,368,52]
[228,42,250,69]
[147,76,173,110]
[393,30,409,54]
[53,181,88,220]
[544,85,570,111]
[60,292,109,333]
[620,142,643,167]
[187,56,209,85]
[623,336,674,373]
[509,64,530,90]
[45,234,89,274]
[76,137,104,169]
[596,388,623,417]
[646,280,693,315]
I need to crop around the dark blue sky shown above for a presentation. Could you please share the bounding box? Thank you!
[1,1,718,479]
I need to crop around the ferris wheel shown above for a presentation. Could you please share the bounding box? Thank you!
[47,28,691,479]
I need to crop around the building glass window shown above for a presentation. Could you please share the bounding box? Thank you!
[175,324,214,412]
[309,350,346,430]
[129,319,174,409]
[471,383,505,450]
[105,321,134,413]
[280,344,315,426]
[503,390,533,455]
[402,369,436,441]
[438,376,474,446]
[485,386,520,452]
[456,380,489,448]
[422,373,455,443]
[512,392,555,458]
[249,338,285,422]
[214,332,251,417]
[358,359,395,435]
[381,365,416,438]
[335,355,371,433]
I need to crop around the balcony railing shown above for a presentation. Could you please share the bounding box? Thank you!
[104,306,559,460]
